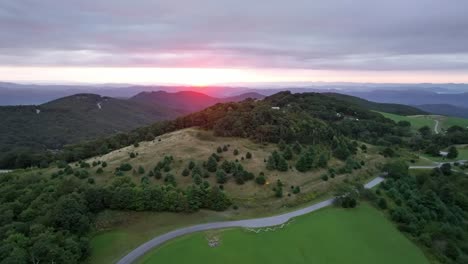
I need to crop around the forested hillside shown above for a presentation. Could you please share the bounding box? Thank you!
[0,92,263,169]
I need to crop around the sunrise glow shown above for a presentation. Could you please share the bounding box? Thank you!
[1,67,468,85]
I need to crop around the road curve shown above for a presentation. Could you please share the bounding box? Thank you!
[117,176,385,264]
[434,120,440,134]
[409,160,467,170]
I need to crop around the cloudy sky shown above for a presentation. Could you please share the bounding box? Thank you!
[1,0,467,84]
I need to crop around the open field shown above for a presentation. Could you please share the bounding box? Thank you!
[137,203,429,264]
[23,127,385,264]
[82,128,384,205]
[378,111,468,133]
[420,144,468,162]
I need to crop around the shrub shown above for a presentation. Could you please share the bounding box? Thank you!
[255,176,266,185]
[119,163,132,171]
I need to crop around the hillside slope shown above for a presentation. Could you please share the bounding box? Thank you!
[325,92,427,115]
[0,92,264,169]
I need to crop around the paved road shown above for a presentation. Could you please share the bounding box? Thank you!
[117,176,385,264]
[0,170,12,174]
[434,120,440,134]
[410,160,467,170]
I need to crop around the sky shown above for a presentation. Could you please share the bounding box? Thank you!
[1,0,468,85]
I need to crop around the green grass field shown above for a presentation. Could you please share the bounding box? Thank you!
[88,210,229,264]
[377,112,436,131]
[378,111,468,133]
[137,204,429,264]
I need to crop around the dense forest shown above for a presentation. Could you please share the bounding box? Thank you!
[370,161,468,263]
[0,169,230,263]
[0,91,418,168]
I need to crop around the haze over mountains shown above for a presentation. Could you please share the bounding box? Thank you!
[2,81,468,118]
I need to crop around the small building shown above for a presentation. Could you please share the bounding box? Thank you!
[439,151,448,157]
[271,106,280,110]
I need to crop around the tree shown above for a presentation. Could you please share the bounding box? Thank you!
[96,167,103,174]
[222,145,228,152]
[266,155,276,170]
[119,163,132,171]
[255,175,266,185]
[278,139,286,151]
[418,126,431,137]
[378,198,388,209]
[292,186,300,194]
[293,141,302,154]
[193,174,202,185]
[445,242,460,260]
[216,146,222,153]
[440,163,452,175]
[138,165,145,174]
[216,170,227,184]
[317,153,328,168]
[206,156,218,172]
[220,160,232,173]
[246,152,252,159]
[182,168,190,177]
[447,146,458,159]
[382,147,395,158]
[277,156,288,171]
[273,180,283,197]
[383,161,408,179]
[188,160,195,170]
[282,146,293,160]
[233,149,239,156]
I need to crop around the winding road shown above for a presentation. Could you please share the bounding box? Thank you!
[434,119,440,134]
[117,176,385,264]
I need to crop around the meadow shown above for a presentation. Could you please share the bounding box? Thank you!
[137,204,429,264]
[378,111,468,133]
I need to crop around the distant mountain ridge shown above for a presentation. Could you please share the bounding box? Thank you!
[415,104,468,118]
[0,91,264,168]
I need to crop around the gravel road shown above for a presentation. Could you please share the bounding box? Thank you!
[117,176,385,264]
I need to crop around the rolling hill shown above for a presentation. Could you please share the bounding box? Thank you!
[0,91,263,169]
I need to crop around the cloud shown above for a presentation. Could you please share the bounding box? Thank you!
[1,0,468,71]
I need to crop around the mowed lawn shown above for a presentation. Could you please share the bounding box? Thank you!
[378,111,468,133]
[377,112,435,131]
[138,204,429,264]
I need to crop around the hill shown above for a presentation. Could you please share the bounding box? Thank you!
[416,104,468,119]
[346,90,468,108]
[325,92,427,115]
[0,91,263,169]
[2,91,468,264]
[130,91,264,114]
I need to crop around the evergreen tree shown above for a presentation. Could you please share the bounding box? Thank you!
[246,152,252,159]
[278,139,286,151]
[266,155,276,170]
[217,146,223,153]
[233,149,239,156]
[188,160,195,170]
[182,168,190,177]
[138,165,145,174]
[207,156,218,172]
[447,146,458,159]
[282,146,293,160]
[193,174,202,185]
[293,141,302,154]
[221,160,232,173]
[277,156,289,171]
[317,153,328,168]
[216,170,227,184]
